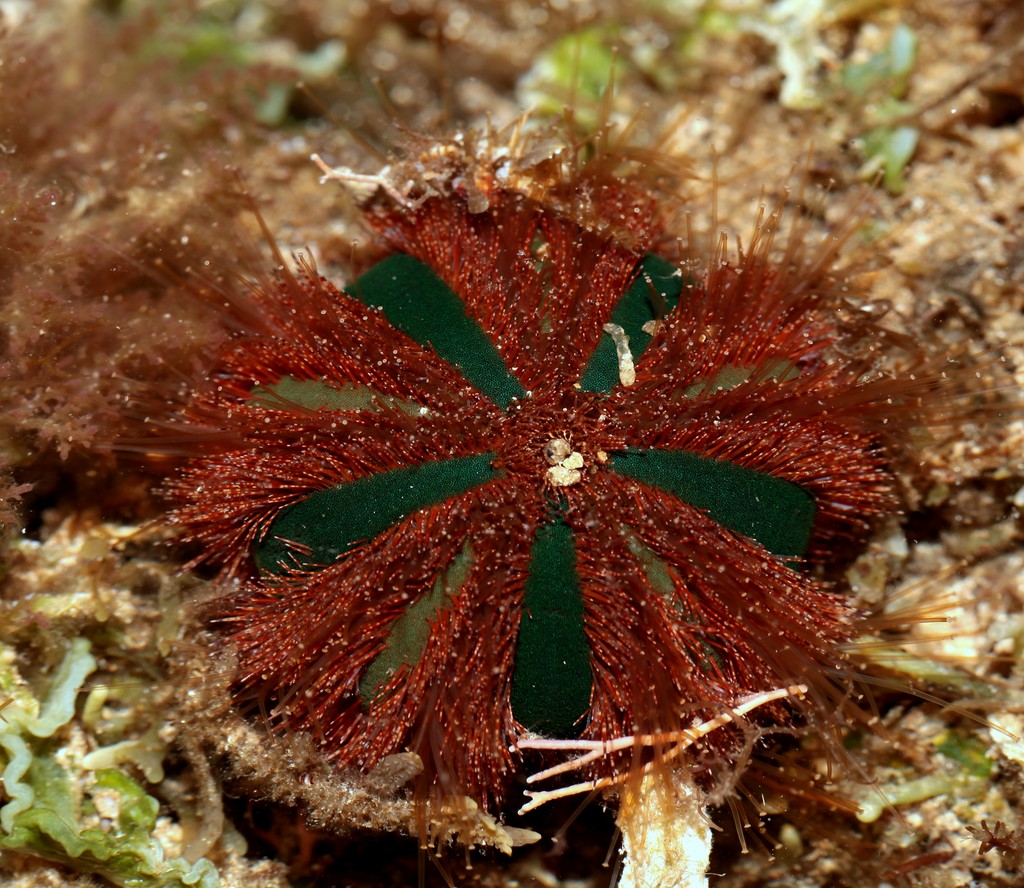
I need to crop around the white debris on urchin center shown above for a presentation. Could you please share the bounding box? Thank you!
[544,437,585,487]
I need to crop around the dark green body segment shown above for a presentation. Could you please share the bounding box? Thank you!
[579,254,685,393]
[359,545,473,704]
[608,448,816,557]
[254,453,498,573]
[347,253,526,409]
[681,361,799,399]
[248,376,422,415]
[510,518,592,736]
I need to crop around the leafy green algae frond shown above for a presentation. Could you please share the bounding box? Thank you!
[0,637,218,888]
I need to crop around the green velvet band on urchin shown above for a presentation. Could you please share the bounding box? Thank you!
[254,454,499,573]
[249,376,423,415]
[346,253,527,409]
[608,448,816,558]
[510,516,592,737]
[359,544,474,705]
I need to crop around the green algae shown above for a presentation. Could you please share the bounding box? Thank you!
[0,637,219,888]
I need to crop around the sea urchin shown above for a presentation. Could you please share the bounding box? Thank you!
[163,129,939,833]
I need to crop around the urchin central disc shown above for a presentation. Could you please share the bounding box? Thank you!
[544,437,585,487]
